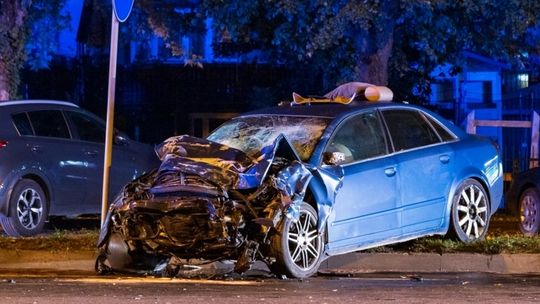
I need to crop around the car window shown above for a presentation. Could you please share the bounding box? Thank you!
[425,114,456,142]
[66,111,105,143]
[325,111,387,164]
[11,113,34,136]
[28,110,70,139]
[382,109,440,151]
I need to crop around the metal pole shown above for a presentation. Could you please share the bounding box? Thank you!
[101,13,119,226]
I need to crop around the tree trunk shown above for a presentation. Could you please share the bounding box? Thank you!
[355,34,393,85]
[0,0,30,101]
[354,0,396,86]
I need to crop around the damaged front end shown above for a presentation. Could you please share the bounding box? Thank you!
[96,135,319,276]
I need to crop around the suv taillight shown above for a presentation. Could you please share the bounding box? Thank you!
[0,140,7,149]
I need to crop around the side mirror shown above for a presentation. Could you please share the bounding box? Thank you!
[323,151,346,166]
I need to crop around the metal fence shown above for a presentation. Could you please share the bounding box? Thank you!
[21,62,301,144]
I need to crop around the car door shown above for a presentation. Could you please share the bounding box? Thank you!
[65,110,148,213]
[381,109,455,234]
[62,110,107,214]
[26,110,88,215]
[326,110,400,251]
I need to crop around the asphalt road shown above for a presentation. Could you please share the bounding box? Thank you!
[0,272,538,304]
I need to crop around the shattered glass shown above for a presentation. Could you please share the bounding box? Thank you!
[207,115,330,161]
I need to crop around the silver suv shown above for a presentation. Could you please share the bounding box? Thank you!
[0,100,158,236]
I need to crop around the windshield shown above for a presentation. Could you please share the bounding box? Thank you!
[207,115,330,161]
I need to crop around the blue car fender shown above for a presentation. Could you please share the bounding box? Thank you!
[0,161,54,217]
[305,165,344,232]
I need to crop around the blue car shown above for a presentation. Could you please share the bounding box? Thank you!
[96,83,503,278]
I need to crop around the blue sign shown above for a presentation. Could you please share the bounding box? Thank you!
[112,0,134,22]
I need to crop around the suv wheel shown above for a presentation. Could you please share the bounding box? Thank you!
[0,179,48,236]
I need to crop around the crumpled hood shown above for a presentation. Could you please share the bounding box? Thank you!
[154,135,292,190]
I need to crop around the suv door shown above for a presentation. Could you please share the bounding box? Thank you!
[381,109,455,234]
[65,110,145,213]
[26,110,88,215]
[326,110,399,251]
[63,110,107,214]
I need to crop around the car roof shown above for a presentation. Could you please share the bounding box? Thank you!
[238,100,466,137]
[240,101,403,119]
[0,100,79,108]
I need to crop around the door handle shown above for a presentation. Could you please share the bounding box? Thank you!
[384,167,396,177]
[439,155,450,164]
[30,145,42,153]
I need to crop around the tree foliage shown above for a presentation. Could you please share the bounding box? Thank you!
[2,0,539,102]
[78,0,205,64]
[202,0,540,101]
[0,0,69,100]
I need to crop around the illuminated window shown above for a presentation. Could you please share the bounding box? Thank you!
[518,73,529,88]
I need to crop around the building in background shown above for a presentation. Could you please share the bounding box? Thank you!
[429,51,540,172]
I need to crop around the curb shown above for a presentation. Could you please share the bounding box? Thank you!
[1,250,539,275]
[0,249,96,273]
[320,252,540,274]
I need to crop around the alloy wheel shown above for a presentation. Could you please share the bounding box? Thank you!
[287,210,321,270]
[519,190,539,235]
[456,184,489,240]
[16,188,43,230]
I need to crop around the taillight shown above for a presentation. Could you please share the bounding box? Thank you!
[0,140,7,149]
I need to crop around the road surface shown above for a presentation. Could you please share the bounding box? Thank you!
[0,270,538,304]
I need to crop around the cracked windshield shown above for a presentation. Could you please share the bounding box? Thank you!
[207,115,330,161]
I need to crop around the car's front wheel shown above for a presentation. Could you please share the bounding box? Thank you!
[450,179,490,243]
[518,187,540,236]
[0,179,48,236]
[269,202,324,279]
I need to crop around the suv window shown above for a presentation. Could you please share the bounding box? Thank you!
[382,109,440,151]
[28,110,70,139]
[325,111,387,164]
[11,113,33,136]
[66,111,105,143]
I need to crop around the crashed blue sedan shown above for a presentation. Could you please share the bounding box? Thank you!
[96,83,503,278]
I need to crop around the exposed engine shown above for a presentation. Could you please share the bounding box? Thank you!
[97,153,302,274]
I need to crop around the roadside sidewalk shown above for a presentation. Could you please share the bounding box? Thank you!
[1,249,539,276]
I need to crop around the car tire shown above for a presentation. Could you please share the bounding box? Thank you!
[269,202,324,279]
[450,179,490,243]
[518,187,540,236]
[0,179,48,237]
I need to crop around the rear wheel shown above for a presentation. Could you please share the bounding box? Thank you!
[518,187,540,236]
[450,179,490,243]
[268,203,323,279]
[0,179,48,236]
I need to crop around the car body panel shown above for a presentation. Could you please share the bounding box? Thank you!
[96,99,504,276]
[396,143,454,234]
[326,155,400,247]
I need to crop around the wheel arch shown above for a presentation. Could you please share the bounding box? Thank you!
[6,172,52,218]
[512,182,538,215]
[443,170,496,234]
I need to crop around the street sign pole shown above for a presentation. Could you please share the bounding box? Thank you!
[101,12,119,226]
[101,0,134,227]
